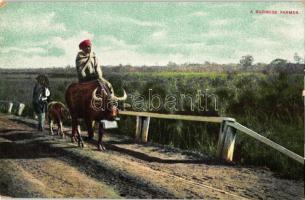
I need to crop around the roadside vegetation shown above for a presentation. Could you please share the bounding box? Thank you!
[0,58,303,179]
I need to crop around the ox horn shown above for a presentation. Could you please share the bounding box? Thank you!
[92,88,106,101]
[110,89,127,101]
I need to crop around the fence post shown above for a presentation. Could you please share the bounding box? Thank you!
[135,116,151,143]
[141,117,150,143]
[135,116,142,142]
[216,122,226,157]
[7,102,13,114]
[216,120,237,162]
[18,103,25,116]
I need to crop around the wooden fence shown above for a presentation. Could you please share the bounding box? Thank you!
[0,101,25,116]
[0,100,303,165]
[120,111,304,164]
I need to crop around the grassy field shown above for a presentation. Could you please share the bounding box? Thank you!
[127,71,228,79]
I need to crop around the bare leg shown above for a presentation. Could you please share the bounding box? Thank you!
[38,113,43,131]
[97,122,106,151]
[41,113,46,131]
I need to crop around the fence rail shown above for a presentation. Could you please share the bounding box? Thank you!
[120,111,235,123]
[227,122,304,164]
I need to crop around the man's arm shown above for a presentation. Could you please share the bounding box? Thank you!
[95,57,103,79]
[94,57,114,93]
[76,53,87,78]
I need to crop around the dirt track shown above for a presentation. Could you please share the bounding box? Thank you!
[0,114,303,199]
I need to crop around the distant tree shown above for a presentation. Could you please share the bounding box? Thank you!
[293,53,303,64]
[270,58,287,67]
[240,55,254,69]
[167,61,177,67]
[269,58,288,73]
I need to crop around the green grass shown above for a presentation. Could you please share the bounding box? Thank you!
[127,71,227,79]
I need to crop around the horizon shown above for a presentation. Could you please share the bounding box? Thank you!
[1,59,302,71]
[0,2,304,68]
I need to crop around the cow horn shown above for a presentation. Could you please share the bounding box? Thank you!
[92,88,103,101]
[110,89,127,101]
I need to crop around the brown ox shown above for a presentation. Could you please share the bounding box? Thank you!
[65,80,126,150]
[47,101,70,137]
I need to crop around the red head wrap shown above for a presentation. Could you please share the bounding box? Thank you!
[79,39,91,49]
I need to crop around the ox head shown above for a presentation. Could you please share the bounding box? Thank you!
[61,107,71,120]
[92,85,127,120]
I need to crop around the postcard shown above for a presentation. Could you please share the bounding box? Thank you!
[0,1,304,199]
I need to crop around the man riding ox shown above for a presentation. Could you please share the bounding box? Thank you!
[76,39,114,92]
[66,39,127,150]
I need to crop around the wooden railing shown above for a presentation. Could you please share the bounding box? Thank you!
[120,111,304,164]
[0,100,25,116]
[0,100,303,164]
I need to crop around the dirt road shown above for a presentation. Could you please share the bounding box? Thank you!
[0,114,303,199]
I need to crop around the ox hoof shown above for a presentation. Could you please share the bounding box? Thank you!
[98,144,106,151]
[78,141,86,148]
[71,137,77,143]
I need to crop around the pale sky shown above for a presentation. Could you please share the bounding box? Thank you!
[0,1,304,68]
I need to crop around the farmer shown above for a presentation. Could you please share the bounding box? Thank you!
[75,39,114,94]
[32,74,51,131]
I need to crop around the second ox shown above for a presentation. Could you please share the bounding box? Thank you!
[48,101,70,137]
[65,80,127,150]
